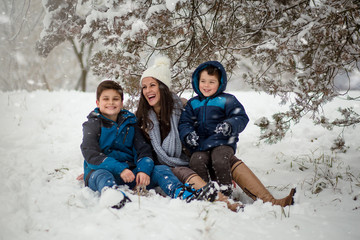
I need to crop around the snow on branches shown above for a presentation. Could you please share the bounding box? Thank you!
[35,0,360,148]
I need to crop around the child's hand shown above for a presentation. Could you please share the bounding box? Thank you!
[136,172,150,186]
[215,122,231,136]
[120,169,135,183]
[186,131,199,147]
[76,173,84,181]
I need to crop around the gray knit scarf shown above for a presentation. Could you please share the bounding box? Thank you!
[147,96,189,167]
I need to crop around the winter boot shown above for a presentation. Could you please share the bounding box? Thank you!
[100,185,132,209]
[186,174,208,190]
[175,182,222,202]
[185,174,242,212]
[197,181,243,212]
[195,181,220,202]
[231,158,296,207]
[219,184,233,197]
[174,183,201,203]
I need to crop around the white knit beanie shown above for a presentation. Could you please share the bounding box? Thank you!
[140,56,172,88]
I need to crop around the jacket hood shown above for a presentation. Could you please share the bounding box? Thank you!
[191,61,227,98]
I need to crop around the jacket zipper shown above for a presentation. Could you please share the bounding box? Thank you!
[203,98,209,130]
[112,113,131,143]
[123,126,130,144]
[200,98,210,151]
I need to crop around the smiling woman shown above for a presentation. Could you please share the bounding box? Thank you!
[141,77,161,114]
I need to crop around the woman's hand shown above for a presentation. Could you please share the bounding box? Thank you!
[136,172,150,186]
[120,169,135,183]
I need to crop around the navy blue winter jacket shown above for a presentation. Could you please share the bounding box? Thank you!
[81,108,154,186]
[178,61,249,152]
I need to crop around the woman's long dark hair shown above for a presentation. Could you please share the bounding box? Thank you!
[136,79,174,141]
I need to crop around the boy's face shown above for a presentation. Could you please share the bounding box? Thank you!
[96,89,123,121]
[199,71,220,97]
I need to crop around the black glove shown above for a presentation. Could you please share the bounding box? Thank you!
[186,131,199,147]
[214,122,231,136]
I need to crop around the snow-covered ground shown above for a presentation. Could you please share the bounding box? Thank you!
[0,90,359,240]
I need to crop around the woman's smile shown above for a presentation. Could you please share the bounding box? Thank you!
[142,77,161,112]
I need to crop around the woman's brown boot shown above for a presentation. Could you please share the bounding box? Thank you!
[231,158,296,207]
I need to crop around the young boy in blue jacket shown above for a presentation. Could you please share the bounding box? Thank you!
[179,61,249,196]
[81,80,200,209]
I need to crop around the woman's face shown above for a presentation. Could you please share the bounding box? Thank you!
[141,77,161,111]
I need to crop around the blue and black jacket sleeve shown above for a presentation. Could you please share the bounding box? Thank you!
[133,125,154,176]
[178,100,197,146]
[223,94,249,135]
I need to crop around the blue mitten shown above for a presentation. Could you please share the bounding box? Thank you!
[214,122,231,136]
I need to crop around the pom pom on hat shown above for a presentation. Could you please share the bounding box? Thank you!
[140,56,172,88]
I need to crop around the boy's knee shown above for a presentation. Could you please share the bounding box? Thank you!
[211,145,234,164]
[91,169,113,179]
[153,165,171,173]
[89,169,115,192]
[190,151,210,164]
[212,145,234,155]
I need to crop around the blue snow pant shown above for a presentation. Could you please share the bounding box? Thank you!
[88,165,183,198]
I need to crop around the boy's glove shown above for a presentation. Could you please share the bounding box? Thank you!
[186,131,199,147]
[215,122,231,136]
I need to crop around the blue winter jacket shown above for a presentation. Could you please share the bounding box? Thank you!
[178,61,249,152]
[81,108,154,186]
